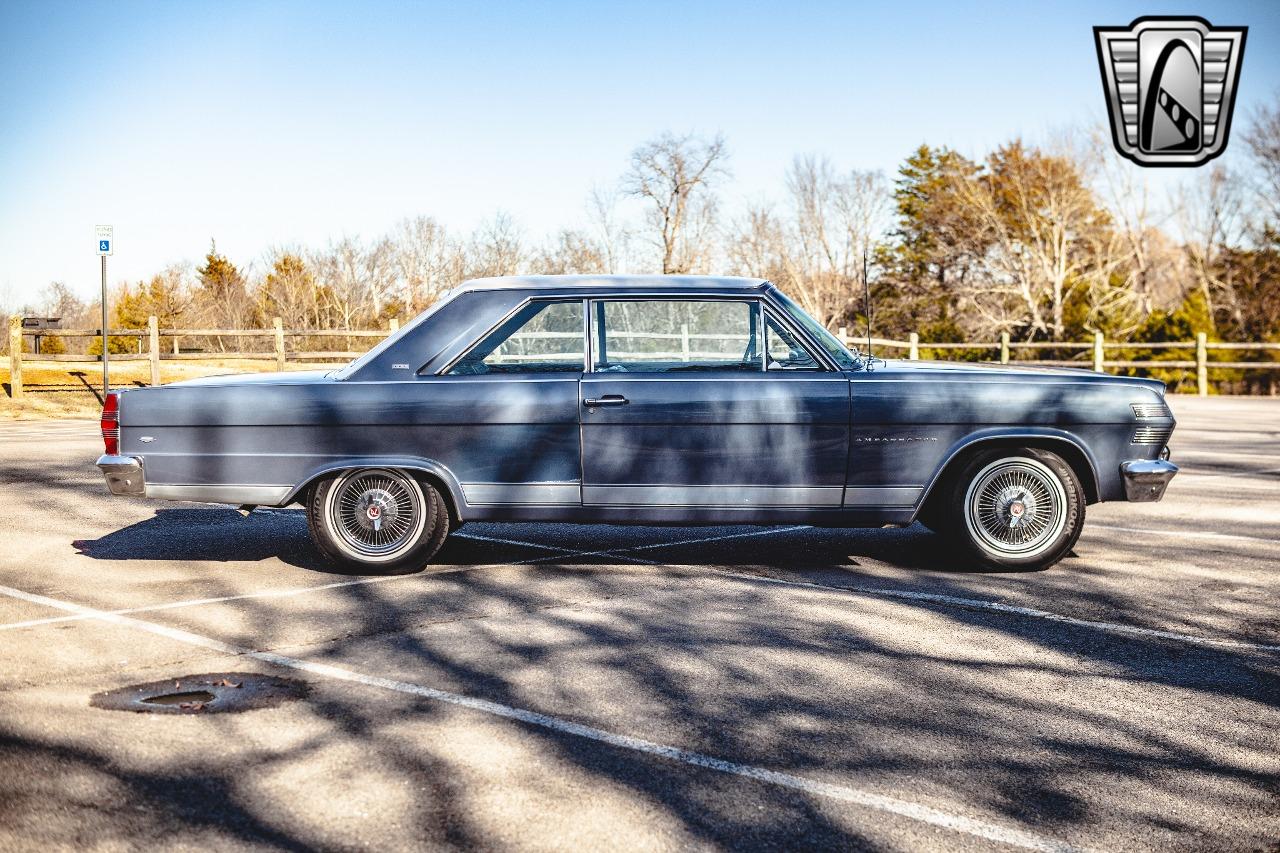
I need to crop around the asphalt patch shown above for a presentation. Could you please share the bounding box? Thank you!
[89,672,308,714]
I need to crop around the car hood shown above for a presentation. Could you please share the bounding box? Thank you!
[166,370,336,388]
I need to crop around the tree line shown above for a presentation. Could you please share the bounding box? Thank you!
[11,96,1280,392]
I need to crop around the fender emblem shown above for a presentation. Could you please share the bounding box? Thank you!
[139,436,155,443]
[391,363,411,370]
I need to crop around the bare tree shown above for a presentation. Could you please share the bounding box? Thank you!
[531,229,607,275]
[782,156,890,329]
[465,213,525,279]
[623,132,729,274]
[1245,96,1280,226]
[257,250,320,330]
[726,202,792,290]
[311,236,397,338]
[950,142,1111,338]
[1176,165,1247,329]
[391,217,458,313]
[586,185,631,273]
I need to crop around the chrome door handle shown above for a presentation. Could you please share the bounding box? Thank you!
[583,395,629,407]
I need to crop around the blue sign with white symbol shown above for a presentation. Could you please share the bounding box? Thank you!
[99,240,110,252]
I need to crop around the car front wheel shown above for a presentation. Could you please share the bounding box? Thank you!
[941,448,1085,571]
[307,468,449,572]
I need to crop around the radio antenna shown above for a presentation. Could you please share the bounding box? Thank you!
[863,249,873,366]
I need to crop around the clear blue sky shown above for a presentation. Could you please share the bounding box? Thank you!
[1,0,1277,304]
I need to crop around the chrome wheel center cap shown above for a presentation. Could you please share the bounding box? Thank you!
[996,487,1036,528]
[355,489,396,532]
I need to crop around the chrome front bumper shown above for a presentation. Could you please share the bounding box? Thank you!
[1120,459,1178,502]
[97,454,146,497]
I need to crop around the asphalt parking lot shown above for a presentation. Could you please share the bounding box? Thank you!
[1,395,1277,851]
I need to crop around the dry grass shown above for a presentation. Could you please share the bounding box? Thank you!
[1,358,343,420]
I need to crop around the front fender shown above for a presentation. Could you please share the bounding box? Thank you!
[915,428,1102,516]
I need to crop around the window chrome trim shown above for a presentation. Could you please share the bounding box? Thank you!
[763,306,825,371]
[432,296,588,377]
[582,293,835,374]
[762,285,852,371]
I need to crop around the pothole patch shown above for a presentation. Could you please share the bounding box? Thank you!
[90,672,308,714]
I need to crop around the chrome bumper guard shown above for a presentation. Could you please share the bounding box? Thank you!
[97,454,146,497]
[1120,459,1178,502]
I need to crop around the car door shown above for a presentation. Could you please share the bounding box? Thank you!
[578,297,849,508]
[425,298,585,506]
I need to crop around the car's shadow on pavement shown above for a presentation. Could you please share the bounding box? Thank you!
[70,506,1037,577]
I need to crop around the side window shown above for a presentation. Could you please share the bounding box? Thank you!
[765,312,821,370]
[591,300,762,373]
[448,301,583,375]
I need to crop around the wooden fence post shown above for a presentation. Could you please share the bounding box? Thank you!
[908,332,920,360]
[148,316,160,386]
[1196,332,1208,397]
[838,326,848,346]
[1093,331,1105,372]
[389,318,400,333]
[1000,332,1010,364]
[7,315,22,402]
[681,323,690,361]
[273,317,285,372]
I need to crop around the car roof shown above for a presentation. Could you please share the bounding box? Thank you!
[456,274,771,294]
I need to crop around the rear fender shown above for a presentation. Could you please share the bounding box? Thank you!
[284,457,466,523]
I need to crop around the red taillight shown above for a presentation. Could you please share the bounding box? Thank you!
[101,391,121,455]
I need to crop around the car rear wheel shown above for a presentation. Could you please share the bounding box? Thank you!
[307,468,449,572]
[941,448,1084,570]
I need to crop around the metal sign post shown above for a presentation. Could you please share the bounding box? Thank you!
[96,225,113,394]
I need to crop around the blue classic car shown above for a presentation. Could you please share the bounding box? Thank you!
[97,275,1177,571]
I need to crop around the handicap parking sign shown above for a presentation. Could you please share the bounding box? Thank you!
[99,240,110,252]
[96,225,113,256]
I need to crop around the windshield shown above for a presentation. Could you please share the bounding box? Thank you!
[769,288,858,370]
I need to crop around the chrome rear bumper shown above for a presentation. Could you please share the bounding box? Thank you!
[1120,459,1178,502]
[97,454,146,497]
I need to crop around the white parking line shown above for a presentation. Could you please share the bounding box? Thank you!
[1089,524,1279,547]
[0,573,423,631]
[443,526,1280,653]
[451,531,661,565]
[713,572,1280,654]
[513,525,811,565]
[0,582,1082,853]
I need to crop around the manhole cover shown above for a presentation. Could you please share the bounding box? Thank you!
[90,672,307,714]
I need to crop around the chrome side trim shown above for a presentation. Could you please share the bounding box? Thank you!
[96,454,146,497]
[1120,459,1178,502]
[461,482,582,505]
[145,484,294,505]
[582,485,843,507]
[843,486,923,507]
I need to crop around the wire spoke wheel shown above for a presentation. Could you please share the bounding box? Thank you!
[963,457,1067,558]
[324,469,427,561]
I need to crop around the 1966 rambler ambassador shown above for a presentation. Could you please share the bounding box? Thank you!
[97,275,1177,572]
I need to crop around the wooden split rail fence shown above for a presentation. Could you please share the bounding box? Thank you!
[836,328,1280,396]
[6,315,1279,401]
